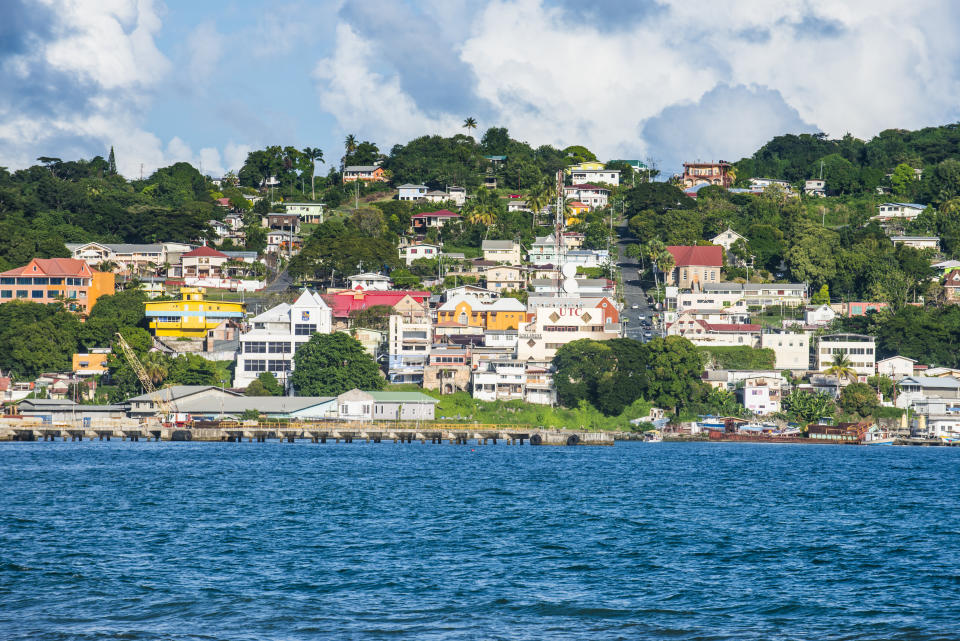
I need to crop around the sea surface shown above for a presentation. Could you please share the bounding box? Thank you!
[1,440,958,640]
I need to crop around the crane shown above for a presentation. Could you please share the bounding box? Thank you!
[114,333,174,425]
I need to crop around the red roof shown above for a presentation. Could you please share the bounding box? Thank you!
[322,290,431,317]
[666,245,723,267]
[412,209,460,219]
[182,245,229,259]
[1,258,92,277]
[215,197,231,206]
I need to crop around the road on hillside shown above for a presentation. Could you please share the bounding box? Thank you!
[616,225,657,342]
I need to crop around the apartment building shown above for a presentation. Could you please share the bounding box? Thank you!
[423,345,471,394]
[760,331,811,372]
[233,290,332,388]
[0,258,115,314]
[816,333,876,377]
[518,299,621,361]
[388,314,432,384]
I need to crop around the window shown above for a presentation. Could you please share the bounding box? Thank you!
[47,290,58,298]
[0,290,9,298]
[33,277,48,285]
[245,342,266,353]
[295,323,316,335]
[31,290,43,299]
[156,316,179,323]
[268,342,291,353]
[244,359,266,372]
[16,278,29,285]
[268,360,290,372]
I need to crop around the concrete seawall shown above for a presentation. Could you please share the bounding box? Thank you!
[0,420,614,446]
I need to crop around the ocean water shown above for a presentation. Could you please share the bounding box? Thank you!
[1,441,958,640]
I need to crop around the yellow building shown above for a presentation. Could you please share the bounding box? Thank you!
[436,296,526,330]
[72,350,110,376]
[566,200,590,226]
[566,161,606,173]
[144,287,245,338]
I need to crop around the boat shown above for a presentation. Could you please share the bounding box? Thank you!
[643,430,662,442]
[940,436,960,444]
[862,425,895,445]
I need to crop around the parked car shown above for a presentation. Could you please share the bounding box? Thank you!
[631,304,639,309]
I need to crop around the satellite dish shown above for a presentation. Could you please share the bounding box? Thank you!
[561,263,577,278]
[562,278,579,293]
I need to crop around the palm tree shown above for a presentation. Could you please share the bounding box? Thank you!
[657,249,675,292]
[342,134,357,172]
[644,239,666,290]
[462,117,477,136]
[824,353,858,384]
[466,189,498,237]
[302,147,324,200]
[525,178,553,229]
[141,351,169,386]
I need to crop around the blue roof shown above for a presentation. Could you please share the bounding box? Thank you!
[885,202,927,209]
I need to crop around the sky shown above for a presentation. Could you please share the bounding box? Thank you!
[2,0,960,179]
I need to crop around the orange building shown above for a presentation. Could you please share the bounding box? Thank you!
[681,161,732,188]
[0,258,114,314]
[436,296,527,330]
[342,165,387,183]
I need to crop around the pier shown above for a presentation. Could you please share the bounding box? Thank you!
[0,420,614,446]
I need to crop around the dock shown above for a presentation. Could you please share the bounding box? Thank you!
[0,420,614,446]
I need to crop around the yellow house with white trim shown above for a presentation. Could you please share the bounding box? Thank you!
[566,161,606,173]
[144,287,245,338]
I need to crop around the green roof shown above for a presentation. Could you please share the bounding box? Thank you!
[366,391,438,403]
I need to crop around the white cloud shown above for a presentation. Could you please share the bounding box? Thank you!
[0,0,251,178]
[311,0,960,171]
[185,21,223,87]
[313,23,462,146]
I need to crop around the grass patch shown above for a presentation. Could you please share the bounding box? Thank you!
[384,384,654,431]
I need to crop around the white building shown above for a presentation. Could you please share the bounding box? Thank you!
[877,355,916,379]
[388,314,432,384]
[748,178,794,193]
[284,202,325,224]
[804,179,826,197]
[701,283,808,307]
[234,290,333,389]
[890,236,940,251]
[397,184,429,201]
[570,168,620,186]
[666,316,762,347]
[895,376,960,410]
[804,304,837,326]
[709,228,747,252]
[872,202,927,222]
[517,298,621,362]
[738,375,784,415]
[473,360,526,402]
[482,240,523,265]
[760,331,810,372]
[399,243,440,265]
[347,273,391,291]
[562,184,609,209]
[66,242,164,274]
[816,333,876,378]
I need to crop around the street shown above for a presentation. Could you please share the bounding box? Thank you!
[615,225,657,342]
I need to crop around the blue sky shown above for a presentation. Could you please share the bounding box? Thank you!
[3,0,960,178]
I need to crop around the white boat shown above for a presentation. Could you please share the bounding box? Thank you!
[863,426,895,445]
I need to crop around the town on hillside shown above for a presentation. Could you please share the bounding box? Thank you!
[4,126,960,443]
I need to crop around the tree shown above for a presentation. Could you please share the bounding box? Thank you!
[824,352,857,383]
[643,336,706,412]
[811,284,830,305]
[462,117,477,136]
[839,382,879,418]
[246,371,283,396]
[107,146,117,176]
[867,375,896,401]
[303,147,324,200]
[291,332,384,395]
[782,389,835,425]
[890,163,918,198]
[553,339,617,409]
